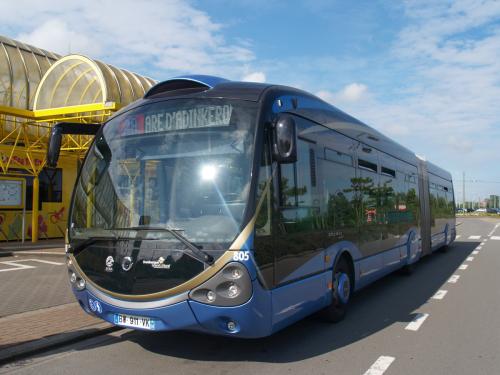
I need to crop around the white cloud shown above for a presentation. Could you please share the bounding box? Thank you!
[313,3,500,153]
[389,1,500,140]
[338,83,368,102]
[338,1,500,198]
[17,19,101,56]
[0,0,258,78]
[241,71,266,83]
[315,82,368,105]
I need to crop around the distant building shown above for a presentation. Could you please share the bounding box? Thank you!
[464,201,480,210]
[490,195,500,209]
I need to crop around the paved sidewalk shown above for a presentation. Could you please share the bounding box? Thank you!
[0,303,114,363]
[0,248,117,363]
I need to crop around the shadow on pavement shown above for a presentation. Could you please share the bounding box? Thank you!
[36,241,478,364]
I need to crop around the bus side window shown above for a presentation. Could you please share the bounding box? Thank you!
[278,128,318,233]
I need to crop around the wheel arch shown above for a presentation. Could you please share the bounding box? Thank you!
[333,249,355,291]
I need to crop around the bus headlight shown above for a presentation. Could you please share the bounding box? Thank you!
[68,265,86,291]
[206,290,216,302]
[227,284,239,298]
[189,262,252,306]
[75,277,86,291]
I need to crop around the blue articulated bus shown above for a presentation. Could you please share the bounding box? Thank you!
[49,75,456,338]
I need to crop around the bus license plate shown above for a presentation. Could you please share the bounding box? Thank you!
[113,313,155,330]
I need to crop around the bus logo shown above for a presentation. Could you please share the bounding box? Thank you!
[105,256,114,272]
[121,256,133,272]
[142,256,171,269]
[88,298,102,314]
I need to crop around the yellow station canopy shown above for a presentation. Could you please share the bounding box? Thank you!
[0,35,157,242]
[33,55,156,112]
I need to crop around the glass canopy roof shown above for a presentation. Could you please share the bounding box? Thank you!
[0,35,156,112]
[33,55,156,111]
[0,35,60,110]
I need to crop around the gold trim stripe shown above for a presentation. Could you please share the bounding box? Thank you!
[72,173,274,301]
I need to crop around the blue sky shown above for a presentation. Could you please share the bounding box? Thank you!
[1,0,500,203]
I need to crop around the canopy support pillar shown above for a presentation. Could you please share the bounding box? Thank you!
[31,176,39,242]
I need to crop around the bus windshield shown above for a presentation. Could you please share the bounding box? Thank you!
[70,98,258,248]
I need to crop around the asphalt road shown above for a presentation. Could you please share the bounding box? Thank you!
[1,217,499,375]
[0,254,72,317]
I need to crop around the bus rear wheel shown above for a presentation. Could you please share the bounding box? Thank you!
[323,256,352,323]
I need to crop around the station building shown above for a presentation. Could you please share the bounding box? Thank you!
[0,35,156,242]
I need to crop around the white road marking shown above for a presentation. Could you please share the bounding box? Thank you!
[476,246,482,250]
[20,259,64,265]
[468,235,481,240]
[491,236,500,240]
[456,235,461,239]
[432,290,448,300]
[472,250,479,255]
[448,275,460,283]
[483,239,488,242]
[0,258,64,273]
[480,242,485,246]
[466,257,474,261]
[405,313,429,331]
[459,264,468,270]
[488,225,500,237]
[0,261,36,273]
[11,251,64,256]
[363,356,396,375]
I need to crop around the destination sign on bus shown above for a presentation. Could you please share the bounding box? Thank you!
[118,104,233,136]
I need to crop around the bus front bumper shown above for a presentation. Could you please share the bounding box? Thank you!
[72,280,272,338]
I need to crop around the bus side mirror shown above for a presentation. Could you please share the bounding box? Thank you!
[47,126,63,168]
[272,115,297,164]
[46,122,102,168]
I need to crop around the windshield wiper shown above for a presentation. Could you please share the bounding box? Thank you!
[113,226,214,265]
[69,235,118,255]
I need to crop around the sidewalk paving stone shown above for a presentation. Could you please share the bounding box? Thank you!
[0,302,115,363]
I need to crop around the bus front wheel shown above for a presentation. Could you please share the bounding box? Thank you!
[323,256,352,323]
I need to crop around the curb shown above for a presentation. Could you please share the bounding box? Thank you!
[0,250,65,257]
[0,323,121,365]
[0,244,64,251]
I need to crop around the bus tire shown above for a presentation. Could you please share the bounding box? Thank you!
[323,256,352,323]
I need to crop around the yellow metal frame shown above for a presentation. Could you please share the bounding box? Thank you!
[0,105,33,119]
[0,52,154,243]
[0,101,120,243]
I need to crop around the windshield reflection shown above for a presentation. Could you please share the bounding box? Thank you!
[70,99,257,247]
